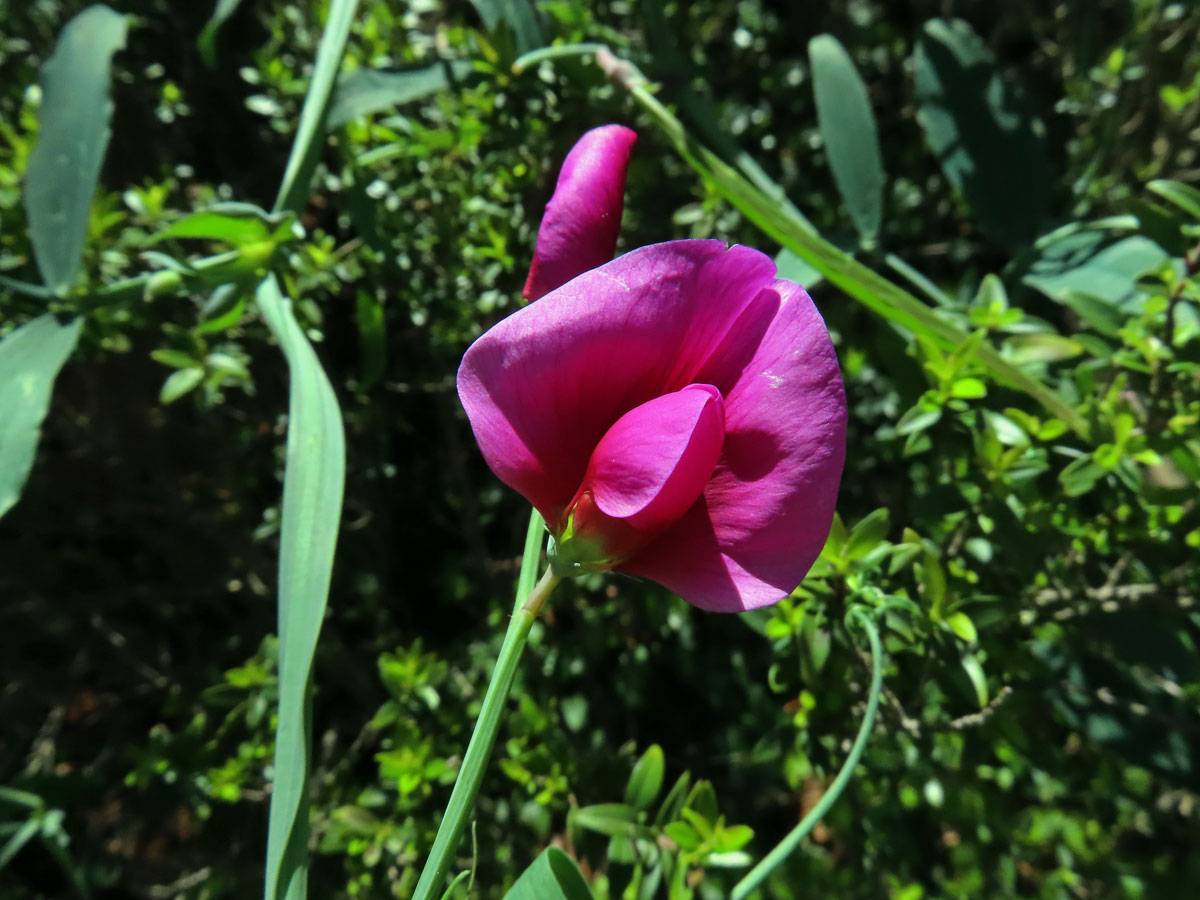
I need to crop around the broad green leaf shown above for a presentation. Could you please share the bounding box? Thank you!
[258,276,347,900]
[328,61,475,128]
[774,248,823,290]
[1025,234,1167,312]
[914,19,1049,249]
[1054,291,1126,337]
[198,0,246,66]
[468,0,544,55]
[0,316,82,520]
[24,5,128,293]
[809,34,885,246]
[504,847,593,900]
[624,745,665,812]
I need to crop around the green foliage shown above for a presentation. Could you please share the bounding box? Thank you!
[3,2,1200,900]
[807,33,884,248]
[913,18,1050,249]
[23,4,127,294]
[0,315,81,519]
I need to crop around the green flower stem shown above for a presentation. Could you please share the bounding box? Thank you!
[511,43,609,74]
[515,508,547,613]
[412,537,560,900]
[730,609,883,900]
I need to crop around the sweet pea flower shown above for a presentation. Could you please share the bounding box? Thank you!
[457,131,845,613]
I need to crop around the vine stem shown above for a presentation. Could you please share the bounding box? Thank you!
[730,609,883,900]
[411,510,558,900]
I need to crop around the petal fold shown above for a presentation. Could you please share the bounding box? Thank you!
[522,124,637,301]
[585,383,725,533]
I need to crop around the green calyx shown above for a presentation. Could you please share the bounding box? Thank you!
[546,511,620,577]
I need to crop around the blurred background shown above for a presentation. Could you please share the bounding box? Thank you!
[2,1,1199,898]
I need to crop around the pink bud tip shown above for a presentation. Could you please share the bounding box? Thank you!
[522,124,638,301]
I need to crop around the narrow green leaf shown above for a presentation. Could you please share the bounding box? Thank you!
[571,803,646,839]
[960,653,989,708]
[808,34,885,246]
[468,0,544,55]
[0,818,40,871]
[198,0,246,66]
[24,5,128,293]
[0,275,57,300]
[914,19,1049,248]
[624,745,665,812]
[654,772,692,827]
[504,847,592,900]
[159,367,205,404]
[274,0,362,216]
[1147,179,1200,222]
[257,275,346,900]
[328,61,474,128]
[152,211,271,247]
[0,315,82,520]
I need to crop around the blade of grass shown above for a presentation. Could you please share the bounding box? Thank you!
[274,0,361,216]
[261,4,357,898]
[24,5,128,294]
[0,315,83,521]
[257,275,346,900]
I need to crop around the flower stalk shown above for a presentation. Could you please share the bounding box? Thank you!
[729,607,884,900]
[411,510,558,900]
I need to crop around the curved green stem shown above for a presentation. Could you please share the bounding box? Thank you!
[730,609,883,900]
[512,43,609,73]
[411,515,560,900]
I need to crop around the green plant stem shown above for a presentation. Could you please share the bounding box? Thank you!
[730,610,883,900]
[412,561,561,900]
[514,508,546,614]
[511,42,609,73]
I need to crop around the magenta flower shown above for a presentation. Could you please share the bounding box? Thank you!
[522,124,637,302]
[458,130,845,613]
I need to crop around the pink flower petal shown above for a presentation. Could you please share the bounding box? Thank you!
[581,383,725,536]
[522,125,637,301]
[459,240,774,524]
[620,278,846,612]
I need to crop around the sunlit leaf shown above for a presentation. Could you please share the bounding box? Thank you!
[328,61,475,127]
[0,316,82,520]
[24,5,128,293]
[809,34,885,246]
